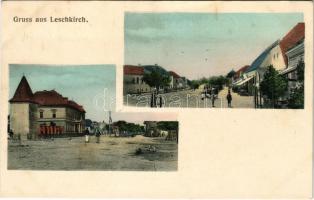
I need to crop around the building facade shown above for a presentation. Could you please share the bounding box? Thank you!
[235,23,305,107]
[281,40,304,97]
[9,76,85,140]
[123,65,152,94]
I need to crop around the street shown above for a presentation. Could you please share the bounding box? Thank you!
[124,87,254,108]
[8,135,178,171]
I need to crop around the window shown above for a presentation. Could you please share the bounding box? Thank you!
[40,111,43,118]
[51,109,57,118]
[136,77,139,84]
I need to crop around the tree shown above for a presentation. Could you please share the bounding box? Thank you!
[260,65,288,108]
[208,75,227,90]
[142,70,171,93]
[189,80,200,90]
[288,60,304,109]
[157,121,178,131]
[226,70,236,79]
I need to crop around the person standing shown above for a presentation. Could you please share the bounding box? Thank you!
[159,95,163,108]
[211,87,216,107]
[96,129,101,143]
[150,92,154,107]
[227,89,232,108]
[84,128,90,143]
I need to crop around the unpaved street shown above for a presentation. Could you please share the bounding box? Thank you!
[8,135,178,171]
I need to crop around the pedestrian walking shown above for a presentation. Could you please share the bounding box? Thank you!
[96,129,101,143]
[84,128,90,143]
[227,89,232,108]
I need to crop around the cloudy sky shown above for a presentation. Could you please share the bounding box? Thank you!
[9,64,116,122]
[125,13,303,80]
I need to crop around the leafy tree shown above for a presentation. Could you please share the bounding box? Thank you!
[208,75,227,90]
[142,70,171,93]
[157,121,178,131]
[288,60,304,109]
[260,65,288,108]
[199,77,208,85]
[189,80,200,90]
[113,120,144,133]
[226,70,236,79]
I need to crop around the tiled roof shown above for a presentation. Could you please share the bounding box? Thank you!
[33,90,85,112]
[279,23,305,66]
[124,65,144,75]
[10,76,85,112]
[169,71,180,78]
[9,76,35,103]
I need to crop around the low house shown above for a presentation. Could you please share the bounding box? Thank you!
[169,71,181,89]
[123,65,152,94]
[144,121,159,137]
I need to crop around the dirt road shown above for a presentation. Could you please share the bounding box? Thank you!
[8,135,178,171]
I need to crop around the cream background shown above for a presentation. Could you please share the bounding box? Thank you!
[0,1,313,198]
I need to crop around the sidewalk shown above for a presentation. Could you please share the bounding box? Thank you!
[218,87,255,108]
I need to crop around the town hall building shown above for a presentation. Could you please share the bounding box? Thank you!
[9,76,86,140]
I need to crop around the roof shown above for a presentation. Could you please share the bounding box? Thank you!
[124,65,144,75]
[33,90,85,112]
[9,76,35,103]
[169,71,181,78]
[235,65,250,77]
[246,40,280,73]
[10,76,85,112]
[279,23,305,66]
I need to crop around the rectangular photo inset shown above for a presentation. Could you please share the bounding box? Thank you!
[124,13,305,109]
[8,64,178,171]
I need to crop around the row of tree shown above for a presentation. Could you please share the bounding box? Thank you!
[112,120,145,133]
[157,121,179,131]
[189,75,229,91]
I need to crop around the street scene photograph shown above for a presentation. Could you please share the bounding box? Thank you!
[124,13,305,109]
[8,64,178,171]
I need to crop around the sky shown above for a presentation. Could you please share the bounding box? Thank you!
[125,13,304,80]
[9,64,116,122]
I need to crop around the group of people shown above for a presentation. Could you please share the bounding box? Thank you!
[202,86,218,107]
[202,86,233,108]
[84,128,101,143]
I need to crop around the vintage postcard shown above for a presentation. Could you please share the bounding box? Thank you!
[124,13,305,109]
[0,1,313,198]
